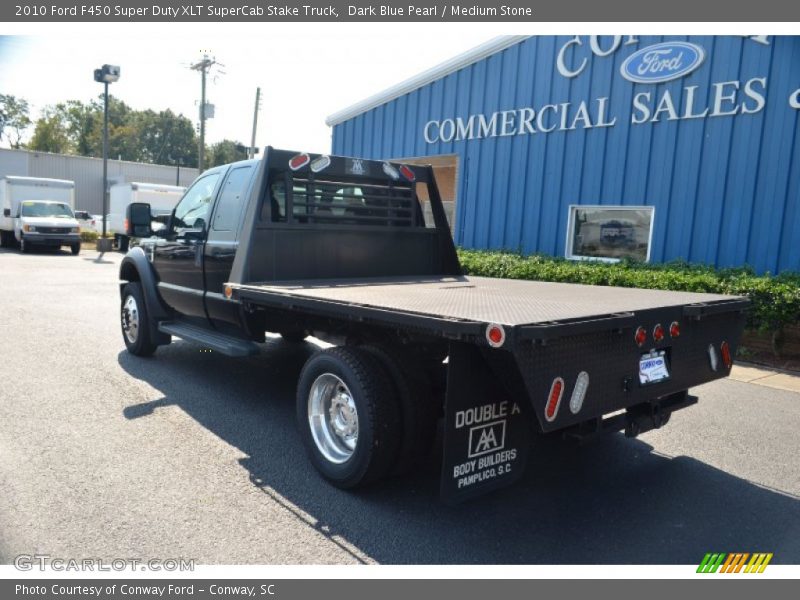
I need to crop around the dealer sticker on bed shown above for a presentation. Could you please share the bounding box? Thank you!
[639,351,670,384]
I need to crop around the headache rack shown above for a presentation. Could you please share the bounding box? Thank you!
[286,174,421,227]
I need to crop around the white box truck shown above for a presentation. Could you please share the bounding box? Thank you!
[0,176,82,254]
[109,182,185,251]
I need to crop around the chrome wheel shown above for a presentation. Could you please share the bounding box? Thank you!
[308,373,359,464]
[121,294,140,344]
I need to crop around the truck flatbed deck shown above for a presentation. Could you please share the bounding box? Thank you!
[232,275,745,339]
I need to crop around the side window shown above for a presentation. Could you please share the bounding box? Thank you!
[173,172,221,233]
[213,166,253,231]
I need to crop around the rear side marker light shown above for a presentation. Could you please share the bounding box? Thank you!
[569,371,589,414]
[485,323,505,348]
[545,377,565,422]
[708,344,719,372]
[224,285,233,299]
[670,321,680,338]
[653,324,665,343]
[382,162,400,180]
[720,341,732,369]
[635,326,647,346]
[289,153,310,171]
[399,164,416,182]
[310,155,331,173]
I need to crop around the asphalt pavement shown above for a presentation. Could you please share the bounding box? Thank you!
[0,247,798,565]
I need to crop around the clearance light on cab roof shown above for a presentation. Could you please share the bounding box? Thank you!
[382,162,400,180]
[310,155,331,173]
[399,164,416,182]
[289,153,310,171]
[485,323,505,348]
[545,377,565,422]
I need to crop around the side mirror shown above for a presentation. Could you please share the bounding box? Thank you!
[2,208,9,217]
[126,202,152,237]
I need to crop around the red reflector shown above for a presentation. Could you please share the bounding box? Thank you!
[399,164,416,182]
[289,153,310,171]
[485,323,505,348]
[545,378,565,422]
[720,341,732,369]
[670,321,680,338]
[635,326,647,346]
[653,324,665,343]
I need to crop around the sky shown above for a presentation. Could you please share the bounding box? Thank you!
[0,25,505,155]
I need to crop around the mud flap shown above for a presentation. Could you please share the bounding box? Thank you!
[440,342,531,503]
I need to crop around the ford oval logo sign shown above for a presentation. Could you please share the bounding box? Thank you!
[620,41,705,84]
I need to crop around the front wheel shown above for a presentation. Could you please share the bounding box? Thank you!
[19,238,29,253]
[297,347,401,489]
[71,243,81,255]
[121,282,158,357]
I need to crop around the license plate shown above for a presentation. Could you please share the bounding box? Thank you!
[639,351,670,384]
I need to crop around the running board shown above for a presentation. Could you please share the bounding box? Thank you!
[158,321,260,357]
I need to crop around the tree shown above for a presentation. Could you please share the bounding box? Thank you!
[27,106,71,154]
[25,94,199,167]
[136,109,198,168]
[0,94,32,148]
[208,139,248,167]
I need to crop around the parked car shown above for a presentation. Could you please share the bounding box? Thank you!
[74,210,100,233]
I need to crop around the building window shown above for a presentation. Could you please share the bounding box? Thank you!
[566,205,655,263]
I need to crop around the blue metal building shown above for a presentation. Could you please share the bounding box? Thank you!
[328,36,800,274]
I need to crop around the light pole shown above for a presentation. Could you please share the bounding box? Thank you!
[93,64,120,251]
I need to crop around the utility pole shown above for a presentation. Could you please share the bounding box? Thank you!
[191,54,216,172]
[249,87,261,159]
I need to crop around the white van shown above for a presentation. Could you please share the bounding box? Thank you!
[0,176,81,254]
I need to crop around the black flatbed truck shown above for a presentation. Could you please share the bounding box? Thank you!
[119,148,749,502]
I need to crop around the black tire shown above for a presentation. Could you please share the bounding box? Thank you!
[361,344,438,474]
[0,230,10,248]
[119,235,130,252]
[280,330,308,343]
[120,282,158,357]
[19,238,29,254]
[71,243,81,256]
[296,346,401,489]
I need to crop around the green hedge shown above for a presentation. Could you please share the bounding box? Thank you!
[457,250,800,332]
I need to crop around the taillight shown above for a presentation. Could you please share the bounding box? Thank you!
[545,378,565,422]
[289,153,310,170]
[123,218,129,231]
[708,344,719,372]
[669,321,680,338]
[399,164,416,182]
[720,341,732,369]
[653,324,665,343]
[485,323,505,348]
[569,371,590,414]
[635,326,647,346]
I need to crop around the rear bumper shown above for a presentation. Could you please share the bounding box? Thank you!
[22,233,81,246]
